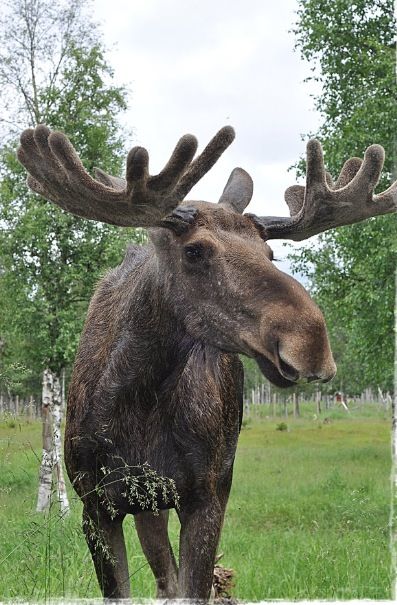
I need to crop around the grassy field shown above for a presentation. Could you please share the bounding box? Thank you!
[0,402,392,600]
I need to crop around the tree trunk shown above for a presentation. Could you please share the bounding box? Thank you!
[28,394,34,420]
[36,369,69,514]
[36,370,53,512]
[272,392,277,417]
[293,392,300,417]
[316,390,322,415]
[52,374,69,513]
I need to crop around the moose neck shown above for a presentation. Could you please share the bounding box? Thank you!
[93,247,222,422]
[112,252,196,396]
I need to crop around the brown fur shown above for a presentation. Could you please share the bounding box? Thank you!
[65,203,335,600]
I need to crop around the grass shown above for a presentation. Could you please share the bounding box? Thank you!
[0,402,392,600]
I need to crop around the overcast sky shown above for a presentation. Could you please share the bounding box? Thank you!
[94,0,323,270]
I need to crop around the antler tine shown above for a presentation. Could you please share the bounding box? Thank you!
[333,157,362,189]
[283,154,362,217]
[250,140,396,242]
[18,125,131,225]
[17,125,233,228]
[375,177,397,209]
[174,126,235,199]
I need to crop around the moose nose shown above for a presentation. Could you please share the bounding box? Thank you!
[277,346,336,385]
[307,374,333,383]
[307,365,337,384]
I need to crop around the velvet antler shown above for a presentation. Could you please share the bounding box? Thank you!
[17,124,235,227]
[249,140,396,241]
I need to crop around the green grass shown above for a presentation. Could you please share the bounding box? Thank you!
[0,404,392,600]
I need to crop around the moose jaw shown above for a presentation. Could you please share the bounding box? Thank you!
[18,125,397,600]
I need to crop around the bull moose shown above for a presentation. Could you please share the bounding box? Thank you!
[18,124,396,600]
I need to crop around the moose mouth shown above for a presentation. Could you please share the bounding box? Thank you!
[255,353,298,388]
[255,346,334,388]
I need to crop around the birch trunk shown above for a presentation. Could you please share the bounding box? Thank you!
[36,368,70,514]
[52,374,70,514]
[36,369,54,512]
[28,395,34,421]
[315,390,322,415]
[293,392,300,417]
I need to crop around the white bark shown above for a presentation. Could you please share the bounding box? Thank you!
[52,374,70,514]
[36,368,70,514]
[36,369,54,512]
[28,394,34,420]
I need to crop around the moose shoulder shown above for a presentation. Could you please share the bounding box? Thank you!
[17,125,397,600]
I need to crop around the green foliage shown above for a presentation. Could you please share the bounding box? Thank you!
[290,0,397,392]
[96,460,179,519]
[0,361,31,392]
[0,0,145,389]
[0,0,97,132]
[293,0,395,159]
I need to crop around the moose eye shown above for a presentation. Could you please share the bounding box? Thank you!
[184,243,204,262]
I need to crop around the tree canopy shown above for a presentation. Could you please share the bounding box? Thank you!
[0,0,143,393]
[290,0,396,392]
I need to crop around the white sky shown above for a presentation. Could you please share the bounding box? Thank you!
[94,0,323,271]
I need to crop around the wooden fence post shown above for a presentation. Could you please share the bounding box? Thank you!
[316,390,322,415]
[272,393,277,417]
[293,392,300,417]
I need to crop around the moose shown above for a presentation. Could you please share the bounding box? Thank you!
[18,124,396,600]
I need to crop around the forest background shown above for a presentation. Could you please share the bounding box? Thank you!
[0,0,395,404]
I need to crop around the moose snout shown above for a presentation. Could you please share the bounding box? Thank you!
[276,333,337,385]
[252,296,337,388]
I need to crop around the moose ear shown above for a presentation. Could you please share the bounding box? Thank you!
[218,167,253,214]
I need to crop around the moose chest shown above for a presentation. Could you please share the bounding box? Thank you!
[98,364,241,513]
[70,348,243,516]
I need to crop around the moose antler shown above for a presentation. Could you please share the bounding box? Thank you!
[250,140,397,241]
[17,124,235,227]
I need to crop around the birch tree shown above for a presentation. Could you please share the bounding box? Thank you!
[0,0,142,511]
[37,369,69,512]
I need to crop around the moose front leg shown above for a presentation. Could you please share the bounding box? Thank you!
[82,507,131,599]
[177,499,224,600]
[134,510,178,598]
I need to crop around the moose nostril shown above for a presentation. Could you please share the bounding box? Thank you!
[278,355,299,382]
